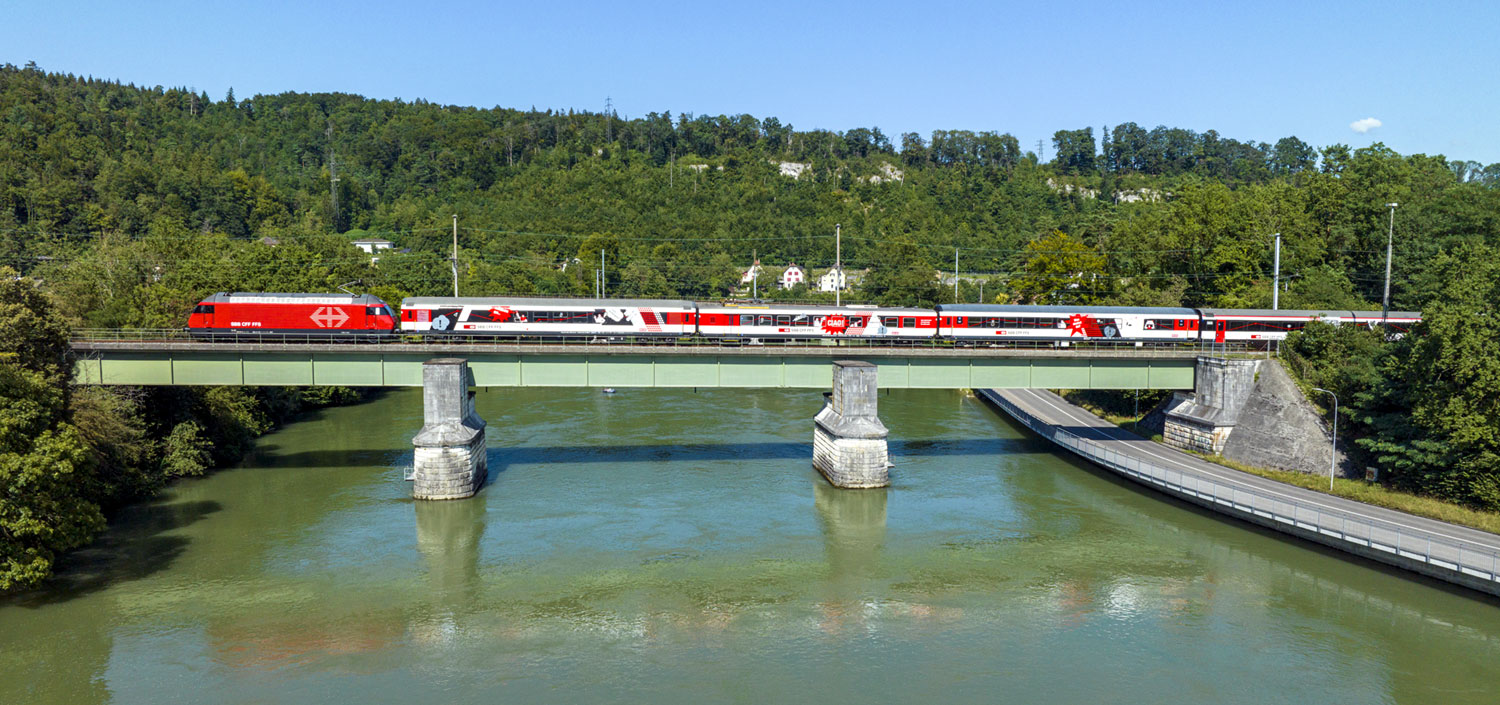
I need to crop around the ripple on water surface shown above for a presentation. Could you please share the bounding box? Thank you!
[2,388,1499,704]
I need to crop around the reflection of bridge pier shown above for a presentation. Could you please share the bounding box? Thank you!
[815,480,888,585]
[413,492,487,603]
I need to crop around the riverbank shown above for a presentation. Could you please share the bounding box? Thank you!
[982,388,1500,597]
[1057,390,1500,536]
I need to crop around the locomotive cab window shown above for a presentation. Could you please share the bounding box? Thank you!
[193,304,214,314]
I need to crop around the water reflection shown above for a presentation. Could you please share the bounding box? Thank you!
[413,497,487,601]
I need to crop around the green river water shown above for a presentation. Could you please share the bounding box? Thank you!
[2,388,1498,704]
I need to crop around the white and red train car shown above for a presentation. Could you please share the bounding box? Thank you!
[1196,308,1422,343]
[694,303,935,340]
[398,297,696,337]
[935,305,1202,343]
[187,292,397,338]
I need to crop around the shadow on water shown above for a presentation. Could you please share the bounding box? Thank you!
[248,438,1030,471]
[2,498,222,608]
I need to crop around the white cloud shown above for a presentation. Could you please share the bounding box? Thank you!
[1350,117,1383,134]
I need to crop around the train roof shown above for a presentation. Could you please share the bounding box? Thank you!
[1199,308,1422,319]
[205,292,384,304]
[401,296,695,308]
[695,302,931,314]
[937,304,1198,316]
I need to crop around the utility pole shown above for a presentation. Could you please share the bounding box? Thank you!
[601,249,606,299]
[835,224,841,307]
[605,96,613,143]
[1272,232,1281,310]
[1383,202,1398,322]
[979,279,985,304]
[451,215,459,297]
[326,122,339,232]
[752,248,758,300]
[954,248,959,304]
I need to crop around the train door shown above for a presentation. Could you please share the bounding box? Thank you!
[1214,319,1227,344]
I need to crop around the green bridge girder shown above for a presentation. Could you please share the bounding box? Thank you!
[71,346,1199,389]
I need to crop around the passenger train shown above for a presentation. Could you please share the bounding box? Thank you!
[187,292,1422,346]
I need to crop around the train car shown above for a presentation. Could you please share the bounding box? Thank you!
[399,297,696,337]
[936,304,1201,343]
[187,292,397,339]
[694,303,936,341]
[1198,308,1424,343]
[1352,310,1423,338]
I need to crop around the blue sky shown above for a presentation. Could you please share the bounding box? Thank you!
[5,0,1497,163]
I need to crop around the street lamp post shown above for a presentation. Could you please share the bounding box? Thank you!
[1382,202,1398,322]
[1311,387,1339,491]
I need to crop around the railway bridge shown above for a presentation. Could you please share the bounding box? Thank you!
[70,332,1258,500]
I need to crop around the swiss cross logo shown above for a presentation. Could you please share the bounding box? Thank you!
[310,307,349,328]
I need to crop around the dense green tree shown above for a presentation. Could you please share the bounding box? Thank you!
[1012,231,1108,304]
[1355,245,1500,508]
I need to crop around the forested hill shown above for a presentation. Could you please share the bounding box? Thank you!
[3,62,1498,322]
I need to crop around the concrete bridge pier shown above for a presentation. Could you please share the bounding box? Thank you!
[813,360,891,488]
[1163,356,1261,454]
[411,358,488,500]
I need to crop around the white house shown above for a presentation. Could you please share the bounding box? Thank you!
[780,263,805,289]
[817,267,846,292]
[351,238,393,255]
[740,259,763,285]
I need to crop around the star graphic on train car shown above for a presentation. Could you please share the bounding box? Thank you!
[1066,313,1091,337]
[820,314,850,335]
[488,306,515,322]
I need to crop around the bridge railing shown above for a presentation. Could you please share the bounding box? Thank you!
[985,390,1500,587]
[70,328,1262,356]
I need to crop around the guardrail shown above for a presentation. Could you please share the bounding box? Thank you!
[982,389,1500,593]
[70,329,1262,357]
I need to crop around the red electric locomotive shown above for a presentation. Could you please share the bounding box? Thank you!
[187,292,397,340]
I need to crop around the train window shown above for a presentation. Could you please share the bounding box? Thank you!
[366,306,381,316]
[757,315,773,326]
[901,317,916,328]
[193,304,214,314]
[793,315,811,326]
[881,316,898,327]
[740,315,754,326]
[776,315,791,326]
